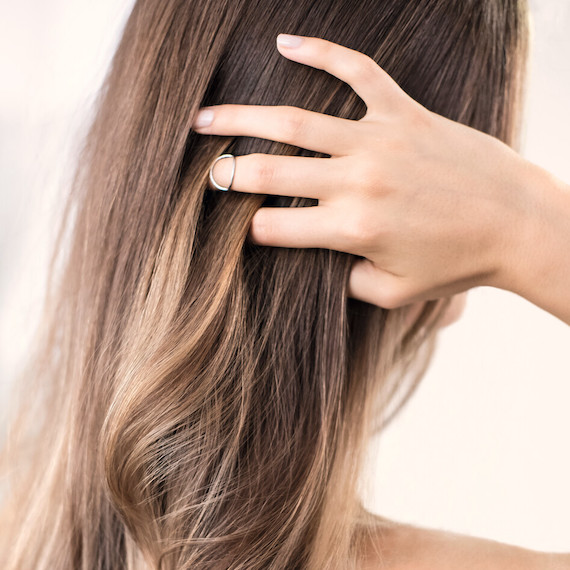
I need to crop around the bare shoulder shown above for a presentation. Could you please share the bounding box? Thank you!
[358,517,570,570]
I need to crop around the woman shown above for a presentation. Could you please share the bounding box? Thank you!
[1,0,568,568]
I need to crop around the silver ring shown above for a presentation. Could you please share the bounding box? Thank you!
[209,153,236,191]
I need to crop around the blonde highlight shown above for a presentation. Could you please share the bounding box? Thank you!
[1,0,529,568]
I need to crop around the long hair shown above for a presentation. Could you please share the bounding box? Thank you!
[0,0,529,568]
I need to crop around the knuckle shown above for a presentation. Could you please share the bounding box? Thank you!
[406,101,433,131]
[278,106,305,141]
[314,39,335,60]
[379,287,407,309]
[250,211,274,243]
[351,157,381,196]
[383,134,408,155]
[348,54,379,85]
[343,207,378,249]
[249,154,275,191]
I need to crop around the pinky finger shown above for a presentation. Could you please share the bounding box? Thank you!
[248,205,350,252]
[347,257,409,309]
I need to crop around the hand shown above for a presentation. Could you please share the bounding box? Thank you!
[192,34,535,309]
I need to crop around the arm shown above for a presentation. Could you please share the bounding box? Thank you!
[499,160,570,325]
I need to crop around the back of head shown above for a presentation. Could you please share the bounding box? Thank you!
[0,1,528,569]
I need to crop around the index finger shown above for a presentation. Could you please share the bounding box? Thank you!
[276,34,405,114]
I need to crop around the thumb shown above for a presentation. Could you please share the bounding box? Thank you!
[347,258,409,309]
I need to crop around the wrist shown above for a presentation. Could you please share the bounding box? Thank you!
[491,156,543,293]
[494,156,570,318]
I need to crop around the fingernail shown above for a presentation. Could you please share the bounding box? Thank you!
[194,109,214,128]
[277,34,304,48]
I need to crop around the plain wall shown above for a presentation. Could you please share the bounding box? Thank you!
[363,1,570,552]
[1,0,568,554]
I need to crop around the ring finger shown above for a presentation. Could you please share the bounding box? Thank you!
[210,153,346,201]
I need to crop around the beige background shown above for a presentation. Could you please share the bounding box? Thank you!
[363,1,570,552]
[1,0,568,553]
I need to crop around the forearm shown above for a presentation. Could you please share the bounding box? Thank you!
[499,158,570,326]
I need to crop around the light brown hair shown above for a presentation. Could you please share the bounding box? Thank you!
[0,0,529,568]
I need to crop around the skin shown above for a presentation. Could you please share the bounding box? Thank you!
[193,34,570,326]
[359,519,570,570]
[192,34,570,567]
